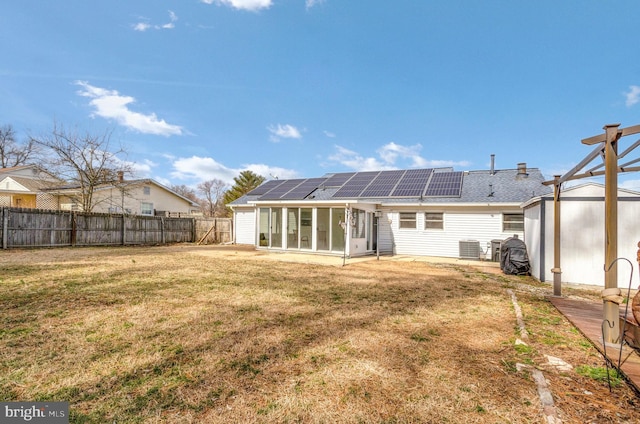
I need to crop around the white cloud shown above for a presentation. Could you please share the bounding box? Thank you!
[323,130,336,138]
[75,81,183,136]
[131,158,156,176]
[201,0,273,12]
[133,22,152,32]
[267,124,302,142]
[328,143,469,171]
[170,155,298,185]
[620,178,640,192]
[242,164,299,180]
[625,85,640,107]
[306,0,326,9]
[328,145,388,171]
[377,142,422,165]
[171,156,238,184]
[132,11,178,32]
[412,157,470,168]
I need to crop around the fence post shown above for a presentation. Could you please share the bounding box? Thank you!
[161,217,165,245]
[71,212,77,246]
[121,214,126,245]
[2,208,7,249]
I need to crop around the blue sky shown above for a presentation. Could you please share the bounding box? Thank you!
[2,1,640,190]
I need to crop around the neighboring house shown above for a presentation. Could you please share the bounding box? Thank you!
[228,163,551,261]
[0,165,200,216]
[47,176,201,216]
[0,165,62,209]
[523,182,640,286]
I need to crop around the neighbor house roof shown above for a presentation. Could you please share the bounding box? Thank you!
[0,176,55,192]
[229,166,551,207]
[45,178,200,207]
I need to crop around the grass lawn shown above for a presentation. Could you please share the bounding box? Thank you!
[1,245,639,423]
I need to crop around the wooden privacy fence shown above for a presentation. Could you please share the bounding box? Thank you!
[194,217,233,245]
[0,207,232,249]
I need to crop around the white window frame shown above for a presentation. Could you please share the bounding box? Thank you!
[141,202,154,216]
[399,212,417,229]
[143,186,151,195]
[503,213,524,232]
[424,212,444,230]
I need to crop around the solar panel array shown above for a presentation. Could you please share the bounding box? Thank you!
[246,168,464,201]
[258,179,307,200]
[332,171,381,198]
[389,168,434,197]
[246,179,284,195]
[424,171,463,197]
[280,178,328,200]
[359,170,405,197]
[322,172,356,187]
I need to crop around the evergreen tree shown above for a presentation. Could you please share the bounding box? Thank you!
[223,170,265,207]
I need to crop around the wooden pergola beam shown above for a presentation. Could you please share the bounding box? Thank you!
[544,123,640,344]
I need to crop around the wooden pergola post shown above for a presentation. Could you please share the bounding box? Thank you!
[602,124,621,343]
[546,122,640,342]
[552,175,562,296]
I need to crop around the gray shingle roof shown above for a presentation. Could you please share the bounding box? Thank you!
[228,167,551,206]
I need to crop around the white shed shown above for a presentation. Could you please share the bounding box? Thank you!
[523,183,640,286]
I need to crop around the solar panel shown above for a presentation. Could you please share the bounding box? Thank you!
[424,171,463,197]
[322,172,356,187]
[390,168,433,197]
[280,178,327,200]
[246,179,284,196]
[332,171,380,198]
[258,179,306,200]
[359,170,406,197]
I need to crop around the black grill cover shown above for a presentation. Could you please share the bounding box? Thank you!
[500,236,531,276]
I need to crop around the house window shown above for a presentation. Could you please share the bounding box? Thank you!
[399,212,416,229]
[424,212,444,230]
[503,213,524,232]
[351,209,366,238]
[143,186,151,195]
[141,202,154,216]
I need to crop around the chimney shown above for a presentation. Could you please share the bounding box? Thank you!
[517,163,528,176]
[117,171,124,183]
[490,154,495,175]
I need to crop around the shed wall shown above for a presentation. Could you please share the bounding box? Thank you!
[234,208,256,245]
[528,195,639,286]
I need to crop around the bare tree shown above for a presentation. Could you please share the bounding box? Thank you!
[198,179,228,217]
[0,124,40,168]
[30,123,132,212]
[170,184,202,214]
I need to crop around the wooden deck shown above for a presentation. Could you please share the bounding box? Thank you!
[548,296,640,393]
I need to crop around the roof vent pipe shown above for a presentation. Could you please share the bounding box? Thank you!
[490,154,495,175]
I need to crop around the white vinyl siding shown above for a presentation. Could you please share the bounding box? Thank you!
[234,209,256,245]
[375,211,394,254]
[387,209,524,259]
[525,184,640,286]
[523,204,542,281]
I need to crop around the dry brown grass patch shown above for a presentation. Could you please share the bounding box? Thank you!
[1,245,639,423]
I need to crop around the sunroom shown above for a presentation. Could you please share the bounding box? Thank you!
[254,203,379,257]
